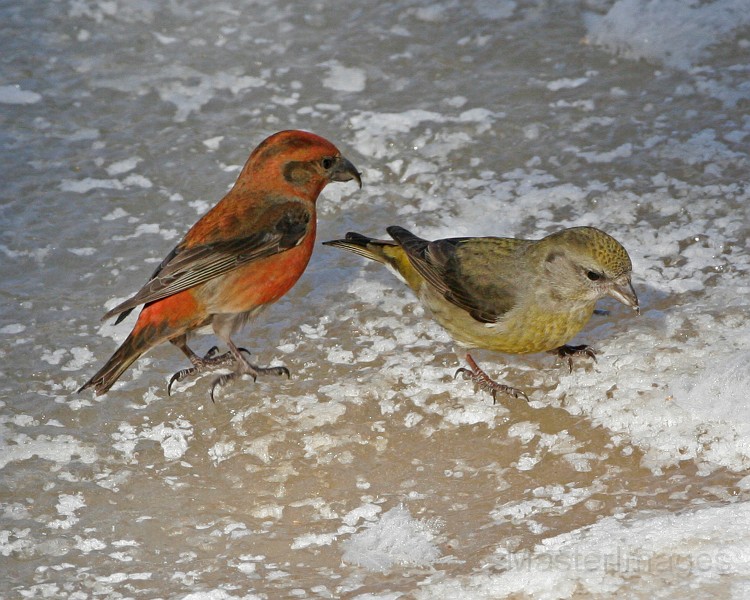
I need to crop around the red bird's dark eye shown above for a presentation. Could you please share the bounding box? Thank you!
[321,157,334,169]
[587,271,602,281]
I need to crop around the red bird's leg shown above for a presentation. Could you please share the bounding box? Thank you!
[208,340,290,403]
[167,335,240,395]
[455,353,528,404]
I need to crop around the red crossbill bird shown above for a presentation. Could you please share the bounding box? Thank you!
[324,226,638,401]
[80,130,361,399]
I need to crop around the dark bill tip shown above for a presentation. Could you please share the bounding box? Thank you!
[331,156,362,188]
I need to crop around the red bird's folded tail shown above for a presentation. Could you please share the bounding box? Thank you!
[77,329,151,396]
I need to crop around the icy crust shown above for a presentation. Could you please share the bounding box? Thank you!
[0,405,98,471]
[586,0,750,71]
[5,115,749,598]
[341,505,441,571]
[2,0,750,596]
[416,502,750,599]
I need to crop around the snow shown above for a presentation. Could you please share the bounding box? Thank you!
[322,62,367,93]
[586,0,750,70]
[0,84,42,104]
[341,506,441,571]
[419,502,750,598]
[2,0,750,597]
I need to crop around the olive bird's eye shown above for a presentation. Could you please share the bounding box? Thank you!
[321,157,334,170]
[586,271,602,281]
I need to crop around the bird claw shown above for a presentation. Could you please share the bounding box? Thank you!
[208,361,290,402]
[209,372,240,403]
[167,341,291,399]
[551,344,597,373]
[204,346,220,359]
[166,347,239,395]
[168,368,192,396]
[457,354,528,403]
[263,365,290,379]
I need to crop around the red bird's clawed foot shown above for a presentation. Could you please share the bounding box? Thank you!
[454,354,528,404]
[551,344,597,373]
[209,360,291,403]
[167,346,241,396]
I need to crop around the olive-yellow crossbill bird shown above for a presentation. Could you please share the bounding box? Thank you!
[79,130,361,400]
[324,225,638,401]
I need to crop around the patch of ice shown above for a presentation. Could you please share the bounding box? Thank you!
[413,5,447,22]
[251,504,283,520]
[208,440,236,465]
[507,421,540,445]
[112,419,193,462]
[326,345,355,364]
[473,0,517,20]
[102,207,129,221]
[62,347,94,371]
[203,136,224,150]
[289,399,347,431]
[2,503,31,520]
[75,536,107,553]
[145,419,193,461]
[111,222,178,241]
[483,502,750,597]
[0,425,98,469]
[106,157,142,176]
[48,493,86,530]
[41,348,67,365]
[0,324,26,335]
[122,173,153,188]
[348,108,501,159]
[153,31,177,44]
[154,71,266,122]
[547,77,589,91]
[658,128,743,166]
[669,350,750,426]
[341,505,441,571]
[182,589,251,600]
[291,532,337,550]
[343,503,382,527]
[585,0,750,70]
[241,432,286,465]
[568,143,633,163]
[68,247,97,256]
[0,244,50,264]
[442,403,504,427]
[0,84,42,104]
[60,178,124,193]
[322,62,366,93]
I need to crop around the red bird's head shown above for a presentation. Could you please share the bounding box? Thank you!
[236,130,361,199]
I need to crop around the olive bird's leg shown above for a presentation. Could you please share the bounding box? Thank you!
[455,353,528,404]
[550,344,597,373]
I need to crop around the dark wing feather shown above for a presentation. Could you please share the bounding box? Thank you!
[104,202,311,321]
[387,226,521,323]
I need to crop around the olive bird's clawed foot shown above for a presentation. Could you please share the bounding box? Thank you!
[167,346,252,396]
[209,360,290,403]
[454,353,528,404]
[551,344,597,373]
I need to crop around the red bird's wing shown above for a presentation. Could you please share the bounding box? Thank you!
[104,202,312,323]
